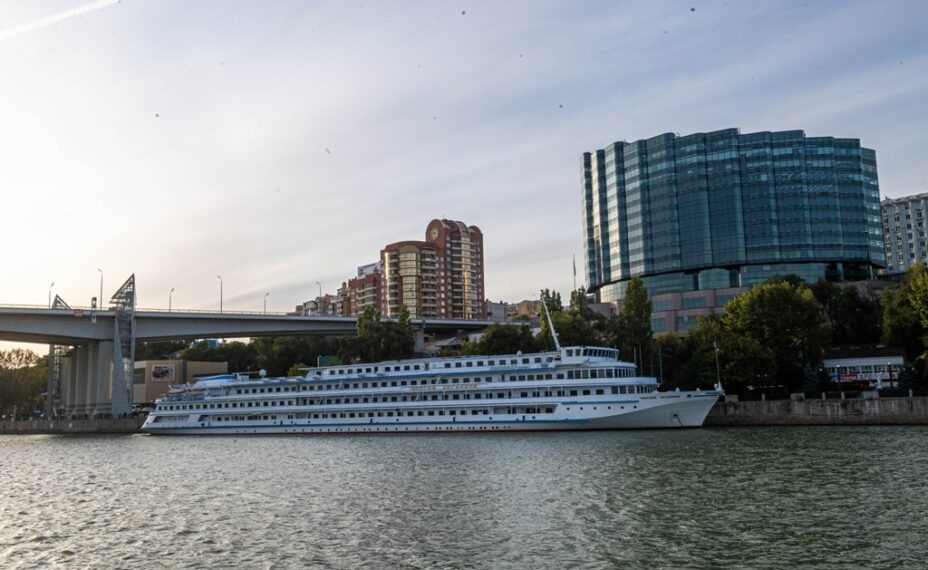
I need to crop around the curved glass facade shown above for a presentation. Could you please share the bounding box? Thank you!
[582,128,885,302]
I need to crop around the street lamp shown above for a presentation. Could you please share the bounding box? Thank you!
[264,292,270,314]
[169,287,175,312]
[217,275,223,314]
[97,268,103,310]
[48,281,55,308]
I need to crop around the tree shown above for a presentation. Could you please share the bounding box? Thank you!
[883,266,928,361]
[135,340,187,361]
[907,264,928,329]
[614,277,652,369]
[180,341,258,373]
[470,323,538,355]
[254,336,341,376]
[721,281,830,391]
[811,280,882,346]
[0,349,47,416]
[338,306,415,363]
[673,317,775,393]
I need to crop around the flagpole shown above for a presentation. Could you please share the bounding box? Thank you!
[572,255,577,292]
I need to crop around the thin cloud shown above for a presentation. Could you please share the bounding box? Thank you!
[0,0,121,42]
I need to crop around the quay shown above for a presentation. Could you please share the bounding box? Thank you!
[2,396,928,434]
[0,416,145,435]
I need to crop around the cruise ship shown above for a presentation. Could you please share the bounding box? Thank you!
[141,345,722,435]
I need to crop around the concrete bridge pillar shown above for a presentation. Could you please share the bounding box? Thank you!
[72,345,89,417]
[59,355,72,416]
[414,323,425,353]
[93,342,114,417]
[83,343,98,417]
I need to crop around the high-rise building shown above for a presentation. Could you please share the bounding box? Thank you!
[882,193,928,273]
[426,219,485,319]
[381,240,438,319]
[582,128,885,333]
[380,219,485,320]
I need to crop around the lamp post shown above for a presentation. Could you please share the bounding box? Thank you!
[48,282,54,308]
[264,292,269,314]
[217,275,223,314]
[315,281,322,315]
[169,287,174,312]
[97,268,103,310]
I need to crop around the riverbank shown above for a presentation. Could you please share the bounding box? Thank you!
[0,417,145,434]
[2,397,927,433]
[705,396,928,426]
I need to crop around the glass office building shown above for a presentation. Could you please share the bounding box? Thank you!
[582,128,885,331]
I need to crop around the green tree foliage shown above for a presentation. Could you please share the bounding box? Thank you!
[721,281,830,391]
[537,288,601,350]
[135,340,188,361]
[907,264,928,329]
[811,280,882,346]
[254,336,341,377]
[180,341,259,373]
[467,323,538,355]
[653,333,686,385]
[609,277,652,368]
[338,306,415,363]
[882,265,928,361]
[674,317,775,392]
[0,349,48,416]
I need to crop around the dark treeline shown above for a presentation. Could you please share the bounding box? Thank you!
[4,266,927,415]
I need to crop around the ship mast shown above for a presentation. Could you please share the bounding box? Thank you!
[541,292,562,352]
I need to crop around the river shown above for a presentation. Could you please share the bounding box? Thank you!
[1,427,926,569]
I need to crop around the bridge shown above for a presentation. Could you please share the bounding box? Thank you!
[0,275,493,418]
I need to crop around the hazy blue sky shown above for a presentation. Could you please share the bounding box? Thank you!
[1,0,926,331]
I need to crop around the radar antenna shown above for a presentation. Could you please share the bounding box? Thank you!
[541,292,562,352]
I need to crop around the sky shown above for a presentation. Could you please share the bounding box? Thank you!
[0,0,927,345]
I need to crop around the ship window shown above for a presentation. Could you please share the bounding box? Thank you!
[556,374,564,379]
[362,383,368,388]
[510,359,517,365]
[417,411,423,416]
[438,410,445,416]
[453,378,459,384]
[353,383,358,388]
[391,396,397,402]
[445,363,450,368]
[236,389,241,394]
[428,411,435,416]
[567,371,574,379]
[349,413,355,418]
[404,365,410,371]
[391,382,397,387]
[488,360,495,366]
[475,394,482,399]
[407,411,414,417]
[582,390,590,396]
[455,363,462,368]
[522,358,529,364]
[384,366,390,372]
[485,377,492,382]
[366,368,372,373]
[387,412,394,417]
[534,358,541,363]
[570,390,578,396]
[518,375,525,381]
[452,394,459,400]
[596,389,604,395]
[414,365,420,370]
[449,410,456,416]
[401,381,407,386]
[477,361,484,366]
[466,362,473,367]
[520,392,528,398]
[411,380,417,386]
[276,387,281,392]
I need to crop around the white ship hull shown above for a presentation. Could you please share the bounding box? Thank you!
[143,389,720,435]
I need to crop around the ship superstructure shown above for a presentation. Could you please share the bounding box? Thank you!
[142,346,721,435]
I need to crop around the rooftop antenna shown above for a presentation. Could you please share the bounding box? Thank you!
[541,292,562,352]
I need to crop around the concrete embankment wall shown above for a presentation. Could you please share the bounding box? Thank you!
[0,417,145,434]
[706,396,928,426]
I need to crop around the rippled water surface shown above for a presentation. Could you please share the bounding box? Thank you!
[2,427,927,569]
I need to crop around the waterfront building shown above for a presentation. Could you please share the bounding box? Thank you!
[582,128,885,333]
[882,192,928,273]
[822,346,905,387]
[133,360,228,405]
[485,300,508,322]
[506,300,543,320]
[381,219,485,320]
